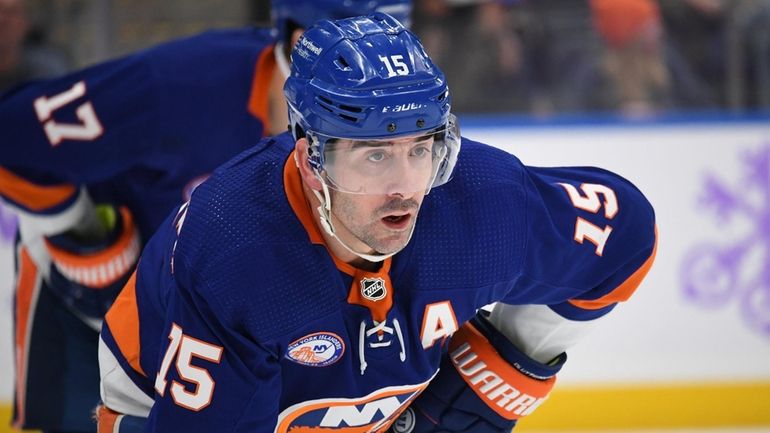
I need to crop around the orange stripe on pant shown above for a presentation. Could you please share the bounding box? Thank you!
[13,247,41,429]
[104,271,147,377]
[0,166,77,212]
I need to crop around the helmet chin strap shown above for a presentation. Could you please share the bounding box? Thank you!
[311,172,415,264]
[274,42,291,79]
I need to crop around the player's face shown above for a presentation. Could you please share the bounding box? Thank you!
[324,135,433,254]
[329,186,426,255]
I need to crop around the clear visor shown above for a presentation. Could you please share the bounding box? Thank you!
[309,119,459,195]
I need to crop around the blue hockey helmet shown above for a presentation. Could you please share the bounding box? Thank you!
[284,13,460,195]
[271,0,413,43]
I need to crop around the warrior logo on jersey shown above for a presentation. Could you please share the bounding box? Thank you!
[274,379,434,433]
[286,332,345,367]
[360,277,387,302]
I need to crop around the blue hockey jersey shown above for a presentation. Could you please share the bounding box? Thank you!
[0,27,277,235]
[101,132,657,432]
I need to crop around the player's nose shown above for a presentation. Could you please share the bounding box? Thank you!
[383,155,423,197]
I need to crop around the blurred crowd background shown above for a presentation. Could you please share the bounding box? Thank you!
[2,0,770,116]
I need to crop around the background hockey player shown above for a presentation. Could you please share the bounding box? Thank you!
[0,1,411,431]
[97,12,657,433]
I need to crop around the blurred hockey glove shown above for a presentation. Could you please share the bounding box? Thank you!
[44,204,140,319]
[388,310,566,433]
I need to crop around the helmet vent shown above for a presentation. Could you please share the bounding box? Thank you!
[317,96,334,113]
[339,104,362,113]
[315,95,364,124]
[334,56,352,71]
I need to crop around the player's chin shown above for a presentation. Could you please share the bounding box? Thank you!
[374,239,409,256]
[373,222,414,253]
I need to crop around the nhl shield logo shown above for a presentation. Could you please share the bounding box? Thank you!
[360,277,387,301]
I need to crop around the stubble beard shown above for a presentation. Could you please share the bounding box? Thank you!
[331,192,421,255]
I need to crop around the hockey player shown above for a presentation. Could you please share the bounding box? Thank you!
[0,1,411,431]
[97,13,657,433]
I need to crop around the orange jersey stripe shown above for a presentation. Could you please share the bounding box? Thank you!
[104,271,147,377]
[569,226,658,310]
[247,44,276,134]
[0,166,77,212]
[275,383,430,433]
[283,151,359,276]
[283,151,324,245]
[13,247,39,428]
[288,426,371,433]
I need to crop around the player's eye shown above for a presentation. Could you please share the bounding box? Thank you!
[367,151,387,162]
[411,146,431,158]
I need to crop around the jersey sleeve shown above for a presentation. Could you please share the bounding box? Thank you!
[491,167,657,362]
[0,53,159,218]
[504,165,657,316]
[145,264,282,432]
[492,164,657,362]
[103,202,283,431]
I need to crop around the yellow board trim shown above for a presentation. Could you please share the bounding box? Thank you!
[517,381,770,431]
[1,382,769,432]
[0,405,39,433]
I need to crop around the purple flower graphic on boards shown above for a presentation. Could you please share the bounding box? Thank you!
[680,145,770,338]
[0,202,18,244]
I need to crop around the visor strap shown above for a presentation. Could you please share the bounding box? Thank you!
[311,173,397,264]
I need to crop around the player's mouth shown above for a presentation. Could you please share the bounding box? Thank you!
[381,213,412,230]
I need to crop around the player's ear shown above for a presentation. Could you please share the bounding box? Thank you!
[290,28,304,51]
[295,137,323,191]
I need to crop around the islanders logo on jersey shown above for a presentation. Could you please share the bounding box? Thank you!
[274,379,433,433]
[286,332,345,367]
